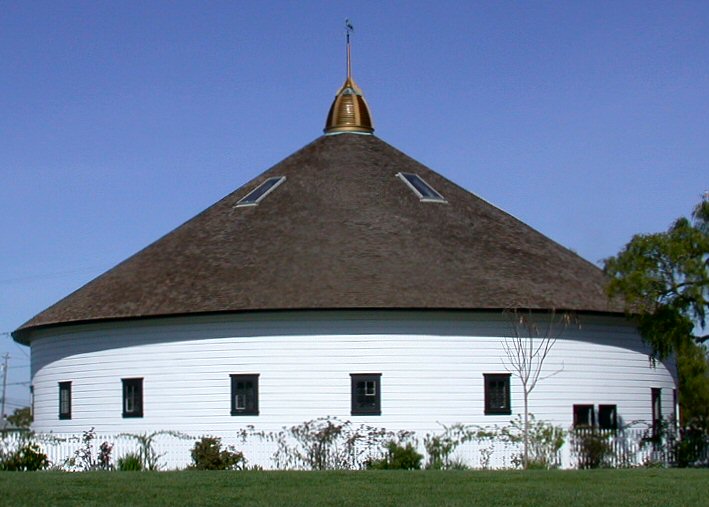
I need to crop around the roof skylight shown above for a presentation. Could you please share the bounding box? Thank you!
[236,176,286,207]
[396,173,446,203]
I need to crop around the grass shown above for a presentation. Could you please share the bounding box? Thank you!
[0,469,707,507]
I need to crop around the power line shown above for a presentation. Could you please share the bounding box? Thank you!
[14,342,30,359]
[3,395,29,402]
[2,332,31,360]
[2,401,29,409]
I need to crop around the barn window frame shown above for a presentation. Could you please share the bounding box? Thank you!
[230,374,259,416]
[396,172,447,203]
[350,373,381,416]
[484,373,511,415]
[235,176,286,207]
[122,378,144,418]
[59,381,72,420]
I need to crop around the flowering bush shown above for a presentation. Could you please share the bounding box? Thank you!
[0,440,49,471]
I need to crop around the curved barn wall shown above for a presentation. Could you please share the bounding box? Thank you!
[29,311,676,434]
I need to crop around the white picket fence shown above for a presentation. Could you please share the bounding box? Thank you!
[3,426,696,471]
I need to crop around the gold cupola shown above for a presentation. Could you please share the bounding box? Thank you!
[324,22,374,134]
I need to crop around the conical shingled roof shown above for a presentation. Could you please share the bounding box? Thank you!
[15,133,622,342]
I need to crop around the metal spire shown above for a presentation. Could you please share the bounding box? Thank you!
[324,19,375,134]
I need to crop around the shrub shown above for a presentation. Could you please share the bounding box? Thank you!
[367,441,422,470]
[676,426,709,468]
[445,458,470,470]
[98,441,113,470]
[118,430,190,471]
[238,417,411,470]
[423,423,494,469]
[638,418,678,467]
[117,453,143,471]
[420,416,565,470]
[501,414,566,469]
[0,441,50,471]
[423,424,470,470]
[190,437,246,470]
[63,428,113,471]
[574,430,613,469]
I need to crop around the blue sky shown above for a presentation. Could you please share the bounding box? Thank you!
[1,1,707,410]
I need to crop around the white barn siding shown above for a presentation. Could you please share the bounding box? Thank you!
[29,311,676,435]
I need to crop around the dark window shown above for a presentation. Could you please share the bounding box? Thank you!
[236,176,286,206]
[231,374,259,416]
[652,388,662,436]
[59,382,71,420]
[573,404,595,427]
[351,373,381,415]
[484,374,511,415]
[122,378,143,418]
[598,404,617,430]
[396,172,446,202]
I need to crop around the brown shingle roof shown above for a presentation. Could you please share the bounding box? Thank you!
[14,133,622,341]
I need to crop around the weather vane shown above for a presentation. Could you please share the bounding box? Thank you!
[345,18,354,42]
[345,19,354,79]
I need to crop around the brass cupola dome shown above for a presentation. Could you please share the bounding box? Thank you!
[324,22,374,135]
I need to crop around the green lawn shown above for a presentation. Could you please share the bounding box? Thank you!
[0,469,707,507]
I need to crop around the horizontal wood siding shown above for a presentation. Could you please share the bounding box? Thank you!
[29,311,676,434]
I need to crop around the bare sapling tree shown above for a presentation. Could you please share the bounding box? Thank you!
[502,308,576,468]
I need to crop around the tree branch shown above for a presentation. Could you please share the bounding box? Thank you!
[694,333,709,343]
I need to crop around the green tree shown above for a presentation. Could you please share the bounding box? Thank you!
[676,341,709,424]
[604,197,709,425]
[6,406,32,429]
[604,198,708,355]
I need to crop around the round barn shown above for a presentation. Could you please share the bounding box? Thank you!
[13,47,675,444]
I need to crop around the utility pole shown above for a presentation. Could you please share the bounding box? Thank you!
[1,353,8,423]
